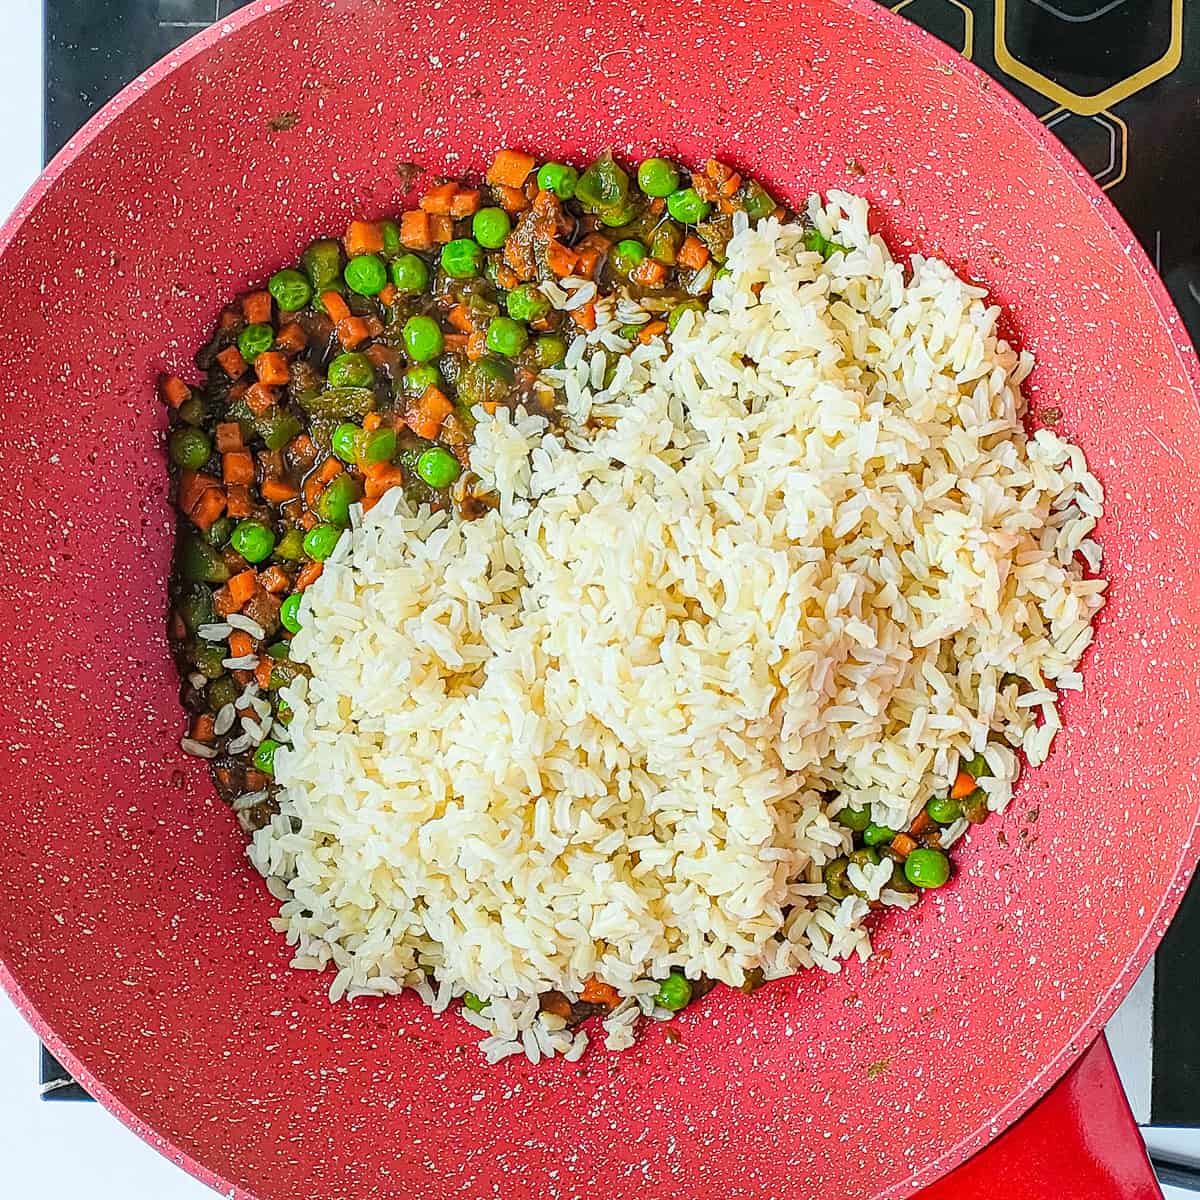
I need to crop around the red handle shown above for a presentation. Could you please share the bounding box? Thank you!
[914,1037,1161,1200]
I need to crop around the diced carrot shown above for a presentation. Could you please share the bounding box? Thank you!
[344,219,384,256]
[466,330,488,360]
[300,510,318,531]
[160,374,192,408]
[631,257,668,287]
[580,977,620,1008]
[574,248,601,280]
[258,448,284,477]
[315,457,344,486]
[295,561,324,591]
[950,770,977,800]
[419,181,459,214]
[225,484,252,518]
[211,585,237,617]
[362,412,384,432]
[178,470,220,514]
[449,188,481,217]
[638,320,667,345]
[216,345,248,378]
[481,400,498,415]
[495,264,519,290]
[275,323,307,354]
[909,808,935,837]
[337,317,371,349]
[495,184,529,213]
[228,630,254,661]
[691,172,719,203]
[227,570,258,610]
[190,713,216,743]
[705,159,742,198]
[245,382,279,416]
[448,304,473,332]
[428,214,455,243]
[255,351,290,387]
[406,385,453,440]
[321,291,351,324]
[254,657,275,689]
[214,422,244,453]
[288,433,317,465]
[258,565,290,594]
[227,381,249,403]
[361,496,379,513]
[242,290,273,324]
[545,241,578,278]
[400,209,432,250]
[486,148,535,189]
[442,332,469,353]
[363,315,385,338]
[891,833,918,858]
[648,197,665,216]
[364,464,405,499]
[677,235,710,271]
[223,450,255,485]
[539,992,573,1021]
[570,302,597,331]
[218,308,242,330]
[377,283,398,306]
[261,478,299,503]
[189,487,227,533]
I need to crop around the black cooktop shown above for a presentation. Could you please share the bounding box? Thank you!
[41,0,1200,1125]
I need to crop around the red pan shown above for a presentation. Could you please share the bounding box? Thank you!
[1,1,1198,1196]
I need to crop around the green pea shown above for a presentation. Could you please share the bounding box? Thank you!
[462,991,488,1013]
[887,867,917,895]
[303,523,341,561]
[637,157,681,198]
[618,323,642,341]
[611,238,647,275]
[269,268,313,312]
[276,698,293,724]
[280,593,303,634]
[237,323,275,362]
[486,316,529,357]
[230,520,276,564]
[317,474,361,527]
[253,739,282,777]
[848,847,880,869]
[536,162,579,199]
[344,253,388,296]
[207,675,240,713]
[835,805,871,832]
[327,352,376,389]
[193,641,227,680]
[863,822,900,847]
[963,752,992,779]
[823,857,853,899]
[403,364,443,395]
[301,238,343,295]
[178,396,207,427]
[926,795,962,825]
[380,220,402,258]
[441,238,484,279]
[667,300,705,333]
[332,422,362,463]
[653,971,692,1012]
[206,516,233,548]
[666,187,712,225]
[168,427,212,470]
[532,335,567,368]
[403,315,445,363]
[390,253,430,293]
[472,207,512,250]
[904,848,951,889]
[416,446,461,488]
[506,283,551,323]
[274,528,306,560]
[599,201,639,228]
[363,427,397,463]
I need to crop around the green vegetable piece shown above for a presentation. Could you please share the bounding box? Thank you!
[863,822,900,847]
[206,516,233,548]
[274,528,306,560]
[462,992,488,1013]
[849,847,880,869]
[363,427,397,463]
[327,352,376,389]
[178,396,207,427]
[649,221,683,265]
[575,151,630,213]
[532,335,567,368]
[177,587,214,632]
[506,283,551,323]
[611,238,647,275]
[237,323,275,362]
[738,179,776,220]
[416,446,461,488]
[230,520,276,564]
[667,300,705,334]
[256,409,302,450]
[267,660,304,691]
[298,386,376,420]
[637,157,682,198]
[301,238,343,295]
[485,316,529,357]
[269,268,313,312]
[380,220,402,258]
[904,848,951,889]
[472,207,512,250]
[280,593,303,635]
[962,792,990,824]
[457,356,515,409]
[265,641,290,660]
[253,739,282,777]
[653,971,693,1012]
[193,642,227,680]
[963,752,992,779]
[803,228,850,259]
[926,795,962,825]
[823,857,854,899]
[168,427,212,471]
[303,524,341,561]
[177,534,231,584]
[344,253,388,296]
[441,238,484,279]
[836,805,871,832]
[403,364,442,394]
[599,200,639,228]
[536,162,579,199]
[666,187,712,225]
[332,422,362,463]
[403,314,445,363]
[390,253,430,293]
[207,675,240,713]
[618,323,642,341]
[316,474,361,527]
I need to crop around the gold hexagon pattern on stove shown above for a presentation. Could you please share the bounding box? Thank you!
[891,0,974,58]
[1041,107,1128,190]
[994,0,1182,116]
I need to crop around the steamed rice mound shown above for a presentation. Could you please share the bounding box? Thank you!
[249,192,1105,1062]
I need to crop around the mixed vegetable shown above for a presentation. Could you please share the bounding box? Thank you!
[165,147,991,1031]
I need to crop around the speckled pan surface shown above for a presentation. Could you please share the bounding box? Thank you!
[0,0,1198,1196]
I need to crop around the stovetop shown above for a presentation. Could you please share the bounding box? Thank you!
[40,0,1200,1142]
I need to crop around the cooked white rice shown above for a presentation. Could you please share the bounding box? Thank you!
[248,191,1106,1063]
